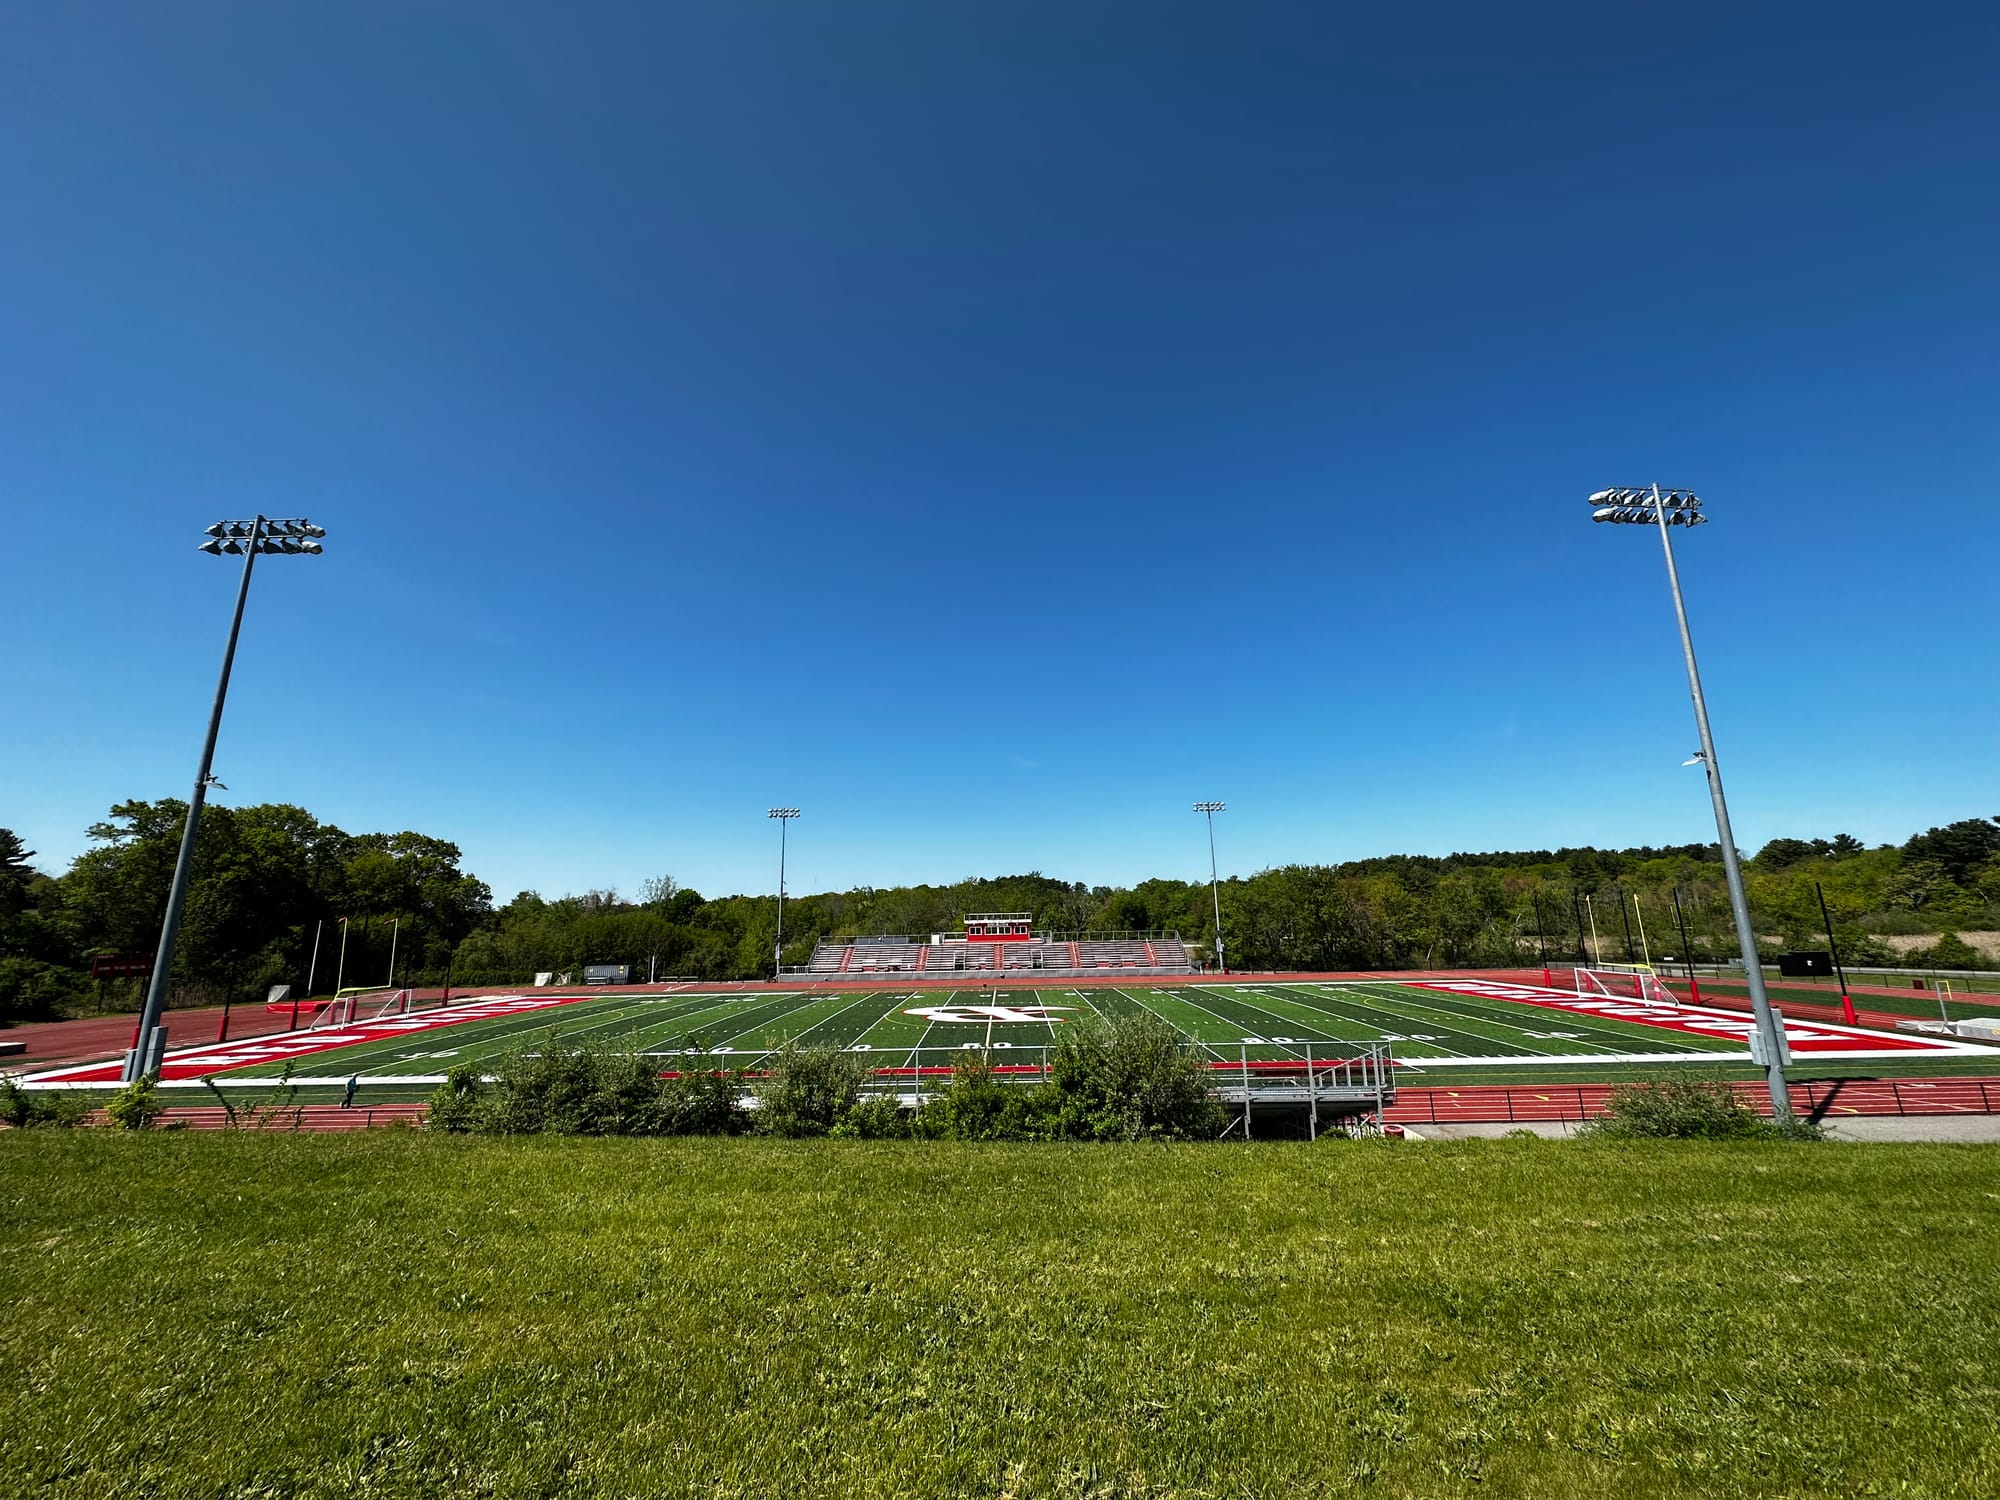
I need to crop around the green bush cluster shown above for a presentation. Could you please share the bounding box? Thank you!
[1580,1075,1823,1141]
[0,1077,93,1129]
[426,1031,751,1136]
[428,1014,1226,1142]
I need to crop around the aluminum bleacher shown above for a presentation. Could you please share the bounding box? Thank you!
[846,943,924,974]
[797,936,1193,979]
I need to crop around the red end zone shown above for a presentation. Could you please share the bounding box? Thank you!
[26,993,603,1085]
[1408,979,1973,1055]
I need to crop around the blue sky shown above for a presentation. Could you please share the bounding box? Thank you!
[4,1,1995,902]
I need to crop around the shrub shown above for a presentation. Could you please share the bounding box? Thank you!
[424,1039,751,1137]
[1580,1075,1822,1141]
[103,1075,166,1131]
[650,1058,752,1137]
[912,1050,1057,1141]
[0,1078,93,1129]
[754,1041,869,1138]
[1043,1013,1226,1142]
[1909,932,1988,971]
[200,1064,302,1129]
[828,1093,911,1140]
[425,1062,486,1133]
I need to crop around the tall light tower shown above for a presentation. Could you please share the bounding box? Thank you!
[125,517,327,1081]
[1192,802,1227,975]
[1588,485,1790,1117]
[768,807,800,980]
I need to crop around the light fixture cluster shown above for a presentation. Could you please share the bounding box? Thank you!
[1587,487,1707,527]
[1192,801,1226,814]
[198,518,328,555]
[767,807,800,819]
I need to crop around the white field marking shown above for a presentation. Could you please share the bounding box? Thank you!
[1410,979,2000,1057]
[1339,982,1585,1056]
[1230,986,1402,1049]
[1315,981,1678,1059]
[1113,986,1300,1058]
[842,990,947,1052]
[1263,983,1478,1060]
[755,988,888,1050]
[1209,984,1422,1053]
[619,990,842,1059]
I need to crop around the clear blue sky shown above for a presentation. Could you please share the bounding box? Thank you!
[4,1,1995,903]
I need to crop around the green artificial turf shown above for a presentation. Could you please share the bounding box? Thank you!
[215,982,1745,1085]
[3,1133,1997,1498]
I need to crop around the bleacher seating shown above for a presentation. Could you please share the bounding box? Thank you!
[1075,939,1149,969]
[847,943,923,973]
[798,936,1194,977]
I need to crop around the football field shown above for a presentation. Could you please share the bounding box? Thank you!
[27,976,1991,1090]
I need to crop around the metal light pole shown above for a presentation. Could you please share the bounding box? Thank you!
[385,917,401,990]
[124,516,327,1081]
[1588,484,1790,1117]
[1193,802,1226,974]
[768,808,799,979]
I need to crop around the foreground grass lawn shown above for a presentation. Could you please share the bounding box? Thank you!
[3,1136,1997,1498]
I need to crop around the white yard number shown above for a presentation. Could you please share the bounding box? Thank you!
[903,1005,1075,1025]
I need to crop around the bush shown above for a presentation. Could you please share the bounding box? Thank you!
[828,1093,911,1140]
[0,1078,93,1129]
[1904,932,1989,971]
[1580,1075,1822,1141]
[652,1060,752,1137]
[425,1062,485,1133]
[424,1035,751,1137]
[911,1050,1057,1141]
[103,1075,166,1131]
[754,1041,869,1138]
[1042,1012,1227,1142]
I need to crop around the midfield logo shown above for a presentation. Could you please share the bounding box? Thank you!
[903,1005,1076,1025]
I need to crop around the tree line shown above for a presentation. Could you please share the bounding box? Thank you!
[4,803,1997,1024]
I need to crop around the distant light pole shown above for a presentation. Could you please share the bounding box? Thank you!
[768,808,800,979]
[124,516,327,1081]
[1588,484,1790,1117]
[1192,802,1227,974]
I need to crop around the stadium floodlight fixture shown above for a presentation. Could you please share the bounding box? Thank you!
[768,808,800,980]
[1585,482,1790,1118]
[124,515,329,1083]
[1192,803,1227,974]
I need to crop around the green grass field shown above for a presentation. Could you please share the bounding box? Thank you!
[4,1133,1997,1498]
[228,981,1750,1085]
